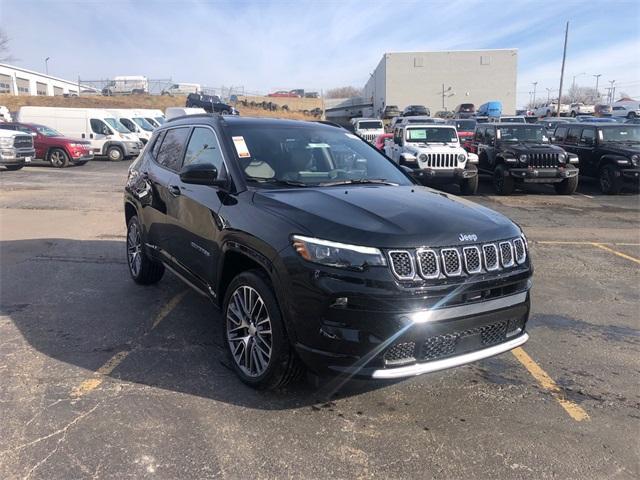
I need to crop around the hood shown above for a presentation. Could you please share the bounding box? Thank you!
[406,143,463,153]
[253,185,520,248]
[498,142,563,154]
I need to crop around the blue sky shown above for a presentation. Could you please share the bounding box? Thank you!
[2,0,639,107]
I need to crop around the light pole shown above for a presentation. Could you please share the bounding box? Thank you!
[546,88,553,104]
[593,74,601,101]
[571,72,586,101]
[532,82,538,105]
[45,57,50,75]
[608,80,616,105]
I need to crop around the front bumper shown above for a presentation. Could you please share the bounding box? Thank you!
[621,167,640,182]
[507,166,578,182]
[408,166,477,184]
[0,148,34,165]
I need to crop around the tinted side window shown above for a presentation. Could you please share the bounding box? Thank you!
[580,128,596,144]
[485,127,495,142]
[150,130,166,159]
[183,127,224,171]
[155,127,190,171]
[554,126,568,140]
[566,127,582,144]
[475,127,485,141]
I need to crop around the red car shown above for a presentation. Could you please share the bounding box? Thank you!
[449,119,477,143]
[374,133,393,152]
[0,122,93,167]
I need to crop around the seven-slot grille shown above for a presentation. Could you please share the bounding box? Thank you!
[13,135,33,149]
[360,133,378,143]
[422,153,457,169]
[528,152,559,168]
[387,237,526,281]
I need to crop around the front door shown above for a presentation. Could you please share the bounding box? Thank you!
[88,118,112,155]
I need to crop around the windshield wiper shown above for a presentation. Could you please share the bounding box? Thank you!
[319,178,398,187]
[245,177,308,187]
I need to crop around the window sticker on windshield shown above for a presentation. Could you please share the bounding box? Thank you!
[232,136,251,158]
[345,133,358,139]
[408,130,427,140]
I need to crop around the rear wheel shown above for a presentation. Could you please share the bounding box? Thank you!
[126,216,165,284]
[493,164,515,195]
[107,146,124,162]
[599,164,623,195]
[223,270,303,389]
[49,148,69,168]
[4,164,24,171]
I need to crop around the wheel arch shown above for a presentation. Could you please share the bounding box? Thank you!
[597,154,626,170]
[102,141,125,156]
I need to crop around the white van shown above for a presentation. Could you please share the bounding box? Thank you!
[165,107,207,121]
[18,107,143,161]
[161,83,200,96]
[135,109,166,128]
[106,109,155,144]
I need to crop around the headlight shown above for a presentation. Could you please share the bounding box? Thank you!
[631,154,639,166]
[292,235,386,270]
[519,154,528,163]
[558,153,566,163]
[457,153,466,162]
[419,154,427,162]
[0,137,13,147]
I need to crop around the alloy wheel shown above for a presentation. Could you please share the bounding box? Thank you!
[50,151,65,167]
[127,221,142,277]
[226,286,273,377]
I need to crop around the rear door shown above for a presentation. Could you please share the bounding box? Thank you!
[577,127,597,175]
[172,126,228,287]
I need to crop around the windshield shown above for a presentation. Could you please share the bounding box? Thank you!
[357,121,383,129]
[227,124,412,187]
[408,106,428,114]
[132,117,154,131]
[34,125,62,137]
[406,127,458,143]
[104,118,131,134]
[453,120,476,131]
[498,125,547,143]
[601,126,640,142]
[155,116,166,125]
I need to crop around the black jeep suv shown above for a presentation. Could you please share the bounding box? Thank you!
[552,123,640,194]
[186,93,238,115]
[124,115,532,389]
[465,123,579,195]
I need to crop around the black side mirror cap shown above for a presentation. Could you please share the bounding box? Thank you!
[180,163,228,188]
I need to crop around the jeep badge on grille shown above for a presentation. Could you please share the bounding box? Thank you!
[458,233,478,242]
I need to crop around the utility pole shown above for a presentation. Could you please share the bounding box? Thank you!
[593,74,602,101]
[608,80,616,105]
[45,57,50,75]
[532,82,538,105]
[546,88,553,104]
[442,84,445,109]
[557,21,569,117]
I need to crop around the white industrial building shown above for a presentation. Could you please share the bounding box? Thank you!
[362,49,518,116]
[0,63,93,96]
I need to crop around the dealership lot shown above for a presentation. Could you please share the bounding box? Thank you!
[1,163,638,479]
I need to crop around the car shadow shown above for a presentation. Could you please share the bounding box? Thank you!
[1,238,403,411]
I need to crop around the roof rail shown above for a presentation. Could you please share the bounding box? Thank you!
[166,112,220,122]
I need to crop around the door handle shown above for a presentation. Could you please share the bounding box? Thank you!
[168,184,181,196]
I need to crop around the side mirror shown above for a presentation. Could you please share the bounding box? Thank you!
[180,163,228,188]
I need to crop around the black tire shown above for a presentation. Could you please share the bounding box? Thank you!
[74,161,88,166]
[126,216,165,284]
[571,111,577,117]
[220,110,229,115]
[493,164,515,195]
[48,148,69,168]
[460,172,478,195]
[599,164,623,195]
[628,112,637,119]
[223,270,303,390]
[4,164,24,171]
[554,173,578,195]
[107,145,124,162]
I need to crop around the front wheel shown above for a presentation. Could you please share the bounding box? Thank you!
[49,148,69,168]
[223,270,303,390]
[493,164,515,195]
[460,172,478,195]
[126,216,165,284]
[554,172,578,195]
[599,164,623,195]
[107,146,124,162]
[628,112,637,119]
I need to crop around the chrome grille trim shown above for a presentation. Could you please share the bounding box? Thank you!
[462,246,482,274]
[482,244,500,271]
[416,248,440,279]
[499,241,515,267]
[512,238,526,264]
[388,250,415,280]
[440,248,462,276]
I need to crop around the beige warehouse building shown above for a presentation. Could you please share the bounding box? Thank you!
[363,49,518,116]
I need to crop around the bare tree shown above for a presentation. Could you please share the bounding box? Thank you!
[326,86,362,99]
[0,29,15,62]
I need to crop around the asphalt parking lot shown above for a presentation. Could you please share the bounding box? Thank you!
[1,161,639,479]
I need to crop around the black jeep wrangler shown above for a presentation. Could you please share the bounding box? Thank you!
[552,123,640,194]
[186,93,238,115]
[465,123,579,195]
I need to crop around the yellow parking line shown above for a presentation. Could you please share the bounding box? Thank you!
[71,291,188,398]
[592,243,640,265]
[512,347,589,422]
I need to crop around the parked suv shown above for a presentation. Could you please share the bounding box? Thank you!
[0,122,92,167]
[386,122,479,194]
[454,103,475,118]
[350,118,385,143]
[124,115,532,389]
[0,128,35,170]
[465,123,579,195]
[402,105,430,117]
[186,93,238,115]
[552,123,640,194]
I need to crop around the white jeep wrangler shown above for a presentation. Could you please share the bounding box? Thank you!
[350,117,385,144]
[385,122,479,194]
